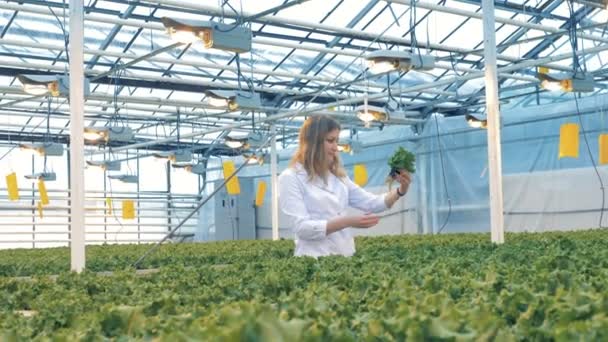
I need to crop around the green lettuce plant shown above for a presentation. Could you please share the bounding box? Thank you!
[388,146,415,178]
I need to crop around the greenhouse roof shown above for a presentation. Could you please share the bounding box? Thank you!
[0,0,607,158]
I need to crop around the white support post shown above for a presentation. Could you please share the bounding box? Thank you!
[482,0,505,244]
[69,0,86,271]
[270,124,279,240]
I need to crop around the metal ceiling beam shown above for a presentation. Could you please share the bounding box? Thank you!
[129,0,608,47]
[2,2,594,68]
[86,4,137,70]
[0,10,18,38]
[454,0,569,21]
[0,66,394,107]
[97,40,608,154]
[0,129,239,155]
[522,5,594,60]
[424,0,557,109]
[457,4,595,112]
[277,0,379,99]
[244,0,312,22]
[0,37,471,94]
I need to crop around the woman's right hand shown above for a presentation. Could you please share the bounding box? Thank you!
[348,213,380,228]
[326,213,380,235]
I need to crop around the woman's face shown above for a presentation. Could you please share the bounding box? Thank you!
[324,129,340,165]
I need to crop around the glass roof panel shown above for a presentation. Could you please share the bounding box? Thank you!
[0,0,604,158]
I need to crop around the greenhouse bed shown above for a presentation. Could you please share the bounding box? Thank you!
[1,230,607,340]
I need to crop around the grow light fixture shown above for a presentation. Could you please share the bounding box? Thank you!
[337,143,352,153]
[225,136,248,149]
[573,0,608,9]
[225,131,265,150]
[355,105,389,124]
[205,90,261,111]
[17,74,89,96]
[161,17,252,53]
[365,50,435,74]
[537,70,595,93]
[152,150,192,164]
[24,172,56,182]
[337,140,363,154]
[465,114,488,129]
[243,153,265,166]
[86,160,121,171]
[84,127,134,143]
[19,142,64,157]
[172,162,206,175]
[108,174,138,184]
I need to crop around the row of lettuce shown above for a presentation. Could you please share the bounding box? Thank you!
[1,230,607,340]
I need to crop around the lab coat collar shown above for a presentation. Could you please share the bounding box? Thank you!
[293,163,336,193]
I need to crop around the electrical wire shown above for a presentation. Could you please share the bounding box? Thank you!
[433,114,452,234]
[215,0,245,32]
[566,0,585,75]
[48,0,70,66]
[409,0,424,65]
[566,0,605,228]
[573,94,605,228]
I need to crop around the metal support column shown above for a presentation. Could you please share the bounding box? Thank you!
[69,0,86,271]
[270,124,279,240]
[482,0,505,244]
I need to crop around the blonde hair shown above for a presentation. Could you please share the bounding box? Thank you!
[290,115,346,182]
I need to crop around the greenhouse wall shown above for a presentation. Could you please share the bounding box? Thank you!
[250,94,608,239]
[417,94,608,234]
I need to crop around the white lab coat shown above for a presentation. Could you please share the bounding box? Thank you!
[278,163,388,257]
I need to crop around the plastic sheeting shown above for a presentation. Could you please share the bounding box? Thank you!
[418,94,608,234]
[196,94,608,241]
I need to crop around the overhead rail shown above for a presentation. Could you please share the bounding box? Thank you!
[0,2,594,70]
[92,40,608,154]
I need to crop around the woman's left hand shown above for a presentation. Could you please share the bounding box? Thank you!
[394,170,412,195]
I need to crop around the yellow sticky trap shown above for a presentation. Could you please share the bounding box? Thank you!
[106,198,113,215]
[559,123,579,159]
[255,181,267,207]
[37,201,43,219]
[353,164,368,187]
[222,160,240,195]
[38,179,49,205]
[600,134,608,165]
[538,66,549,74]
[6,172,19,201]
[122,200,135,220]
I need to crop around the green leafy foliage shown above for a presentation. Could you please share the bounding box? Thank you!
[1,230,608,340]
[388,146,415,174]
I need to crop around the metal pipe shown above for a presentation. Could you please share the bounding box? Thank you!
[0,2,580,72]
[482,0,505,244]
[270,124,279,240]
[0,59,352,99]
[385,0,608,45]
[90,42,184,81]
[139,0,608,63]
[0,37,534,93]
[0,92,426,124]
[101,41,608,154]
[69,0,85,273]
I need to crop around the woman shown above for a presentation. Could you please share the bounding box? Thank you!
[278,115,411,257]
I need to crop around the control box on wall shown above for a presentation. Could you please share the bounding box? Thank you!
[214,177,256,240]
